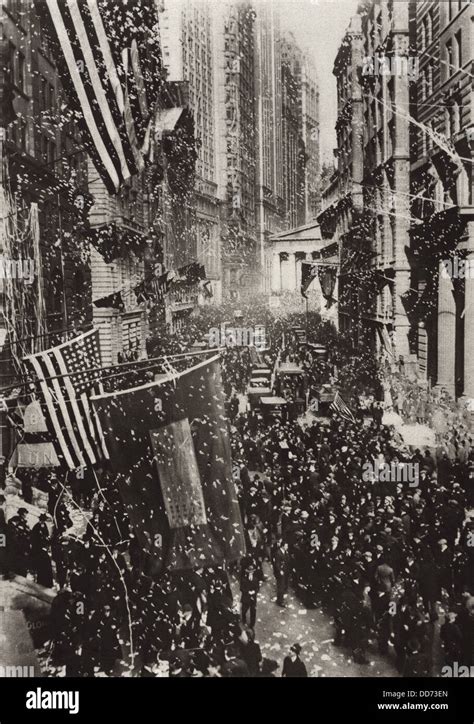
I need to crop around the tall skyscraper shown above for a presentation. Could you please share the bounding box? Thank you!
[281,32,306,230]
[163,1,321,302]
[281,32,320,224]
[254,3,284,280]
[161,0,221,300]
[300,52,320,220]
[214,1,258,301]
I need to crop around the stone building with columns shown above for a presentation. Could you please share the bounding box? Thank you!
[356,0,413,369]
[265,221,336,321]
[322,0,474,402]
[409,0,474,401]
[160,0,222,302]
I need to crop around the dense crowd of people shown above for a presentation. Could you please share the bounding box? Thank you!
[1,309,473,677]
[229,329,474,675]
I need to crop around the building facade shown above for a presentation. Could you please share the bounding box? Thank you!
[358,0,413,368]
[320,1,414,370]
[300,52,320,221]
[410,0,473,400]
[317,14,364,349]
[253,4,285,283]
[160,0,222,302]
[2,0,92,357]
[0,0,95,459]
[281,32,320,224]
[321,0,474,402]
[281,33,306,231]
[214,1,258,301]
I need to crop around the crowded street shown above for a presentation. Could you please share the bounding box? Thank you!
[0,1,473,714]
[1,309,473,679]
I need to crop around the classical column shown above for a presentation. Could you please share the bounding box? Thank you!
[287,252,297,290]
[295,252,307,292]
[280,252,289,290]
[463,240,474,400]
[437,258,456,396]
[271,252,281,292]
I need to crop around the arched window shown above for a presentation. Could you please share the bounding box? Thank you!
[426,12,432,46]
[420,21,425,50]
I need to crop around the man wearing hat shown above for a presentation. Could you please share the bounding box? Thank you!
[436,538,453,598]
[282,643,307,677]
[240,558,261,630]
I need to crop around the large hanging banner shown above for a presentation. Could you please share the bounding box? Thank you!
[92,355,246,573]
[318,266,338,308]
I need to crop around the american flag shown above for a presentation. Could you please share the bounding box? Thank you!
[34,0,162,194]
[330,391,356,424]
[23,329,109,470]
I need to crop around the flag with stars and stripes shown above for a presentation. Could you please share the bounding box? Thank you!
[23,329,109,470]
[330,391,356,424]
[34,0,163,194]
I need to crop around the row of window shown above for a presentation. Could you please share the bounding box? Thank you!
[445,30,463,76]
[420,101,461,155]
[10,44,57,113]
[8,42,25,93]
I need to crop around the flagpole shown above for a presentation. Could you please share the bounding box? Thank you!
[0,345,226,401]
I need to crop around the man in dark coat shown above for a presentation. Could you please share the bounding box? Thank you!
[272,538,290,607]
[417,552,439,622]
[31,514,53,588]
[282,643,307,677]
[47,477,60,516]
[51,530,68,589]
[221,644,250,677]
[440,612,463,667]
[8,508,30,577]
[240,559,261,630]
[96,604,122,675]
[436,538,453,597]
[241,628,262,676]
[229,393,239,423]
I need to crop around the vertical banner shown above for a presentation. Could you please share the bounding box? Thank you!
[92,355,246,573]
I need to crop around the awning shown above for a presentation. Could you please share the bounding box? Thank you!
[155,107,185,138]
